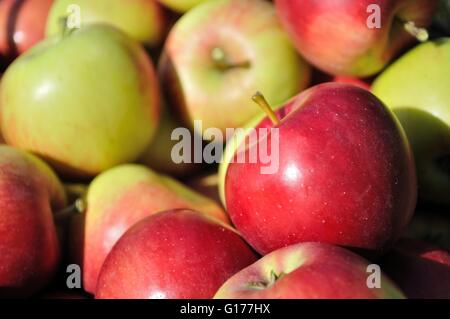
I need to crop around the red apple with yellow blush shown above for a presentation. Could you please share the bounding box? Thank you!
[274,0,438,76]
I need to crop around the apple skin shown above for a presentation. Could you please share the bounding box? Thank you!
[215,242,404,299]
[95,209,258,299]
[372,38,450,206]
[274,0,438,77]
[160,0,310,137]
[46,0,166,48]
[157,0,209,13]
[380,239,450,299]
[0,0,53,59]
[0,145,66,297]
[218,108,279,207]
[77,164,229,294]
[0,25,160,177]
[225,83,417,256]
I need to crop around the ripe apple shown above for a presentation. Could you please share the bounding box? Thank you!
[160,0,310,137]
[380,239,450,299]
[274,0,438,76]
[0,145,66,297]
[0,0,53,60]
[0,25,160,177]
[225,83,417,255]
[214,242,404,299]
[95,209,258,299]
[372,38,450,205]
[46,0,166,48]
[157,0,209,13]
[76,164,229,294]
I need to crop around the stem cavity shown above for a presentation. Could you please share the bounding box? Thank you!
[211,47,250,71]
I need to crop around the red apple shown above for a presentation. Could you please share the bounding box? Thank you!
[380,239,450,299]
[0,145,66,297]
[274,0,438,76]
[76,164,229,294]
[215,242,405,299]
[225,83,417,255]
[95,209,258,299]
[0,0,53,59]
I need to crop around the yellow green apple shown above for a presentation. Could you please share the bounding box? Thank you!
[0,25,160,177]
[157,0,209,13]
[372,38,450,205]
[46,0,166,47]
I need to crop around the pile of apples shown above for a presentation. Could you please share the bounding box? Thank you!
[0,0,449,299]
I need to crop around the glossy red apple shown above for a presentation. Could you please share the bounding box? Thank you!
[0,145,66,297]
[95,209,258,299]
[0,0,53,59]
[225,83,417,255]
[75,164,228,294]
[215,242,405,299]
[380,239,450,299]
[274,0,438,76]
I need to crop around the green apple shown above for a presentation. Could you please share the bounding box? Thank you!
[372,38,450,205]
[73,164,229,294]
[0,25,160,177]
[157,0,209,13]
[46,0,167,47]
[160,0,310,137]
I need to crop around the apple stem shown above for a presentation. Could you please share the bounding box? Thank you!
[54,198,86,221]
[211,47,250,71]
[59,17,76,38]
[403,21,429,42]
[252,92,280,126]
